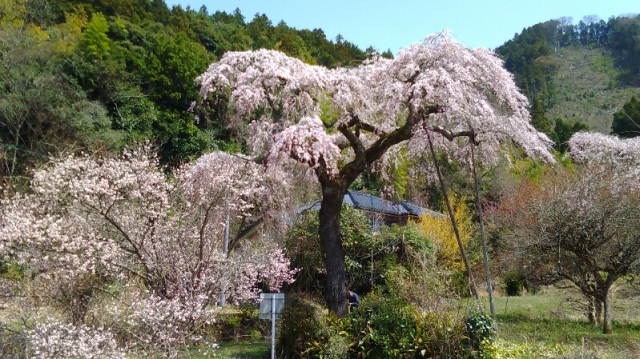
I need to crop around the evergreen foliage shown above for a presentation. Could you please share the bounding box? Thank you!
[0,0,367,178]
[612,96,640,138]
[496,14,640,142]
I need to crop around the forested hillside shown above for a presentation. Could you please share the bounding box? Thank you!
[0,0,371,184]
[3,0,640,181]
[496,15,640,135]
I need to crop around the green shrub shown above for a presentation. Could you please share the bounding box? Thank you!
[350,292,417,358]
[0,261,25,281]
[278,293,328,358]
[465,310,496,355]
[502,270,526,296]
[213,305,269,342]
[413,309,472,358]
[278,292,479,358]
[0,329,27,358]
[301,314,351,359]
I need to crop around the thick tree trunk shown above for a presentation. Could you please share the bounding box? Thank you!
[318,184,349,317]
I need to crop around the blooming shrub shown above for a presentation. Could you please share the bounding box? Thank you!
[27,320,126,359]
[0,147,299,356]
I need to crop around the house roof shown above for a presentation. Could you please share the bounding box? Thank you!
[298,190,444,218]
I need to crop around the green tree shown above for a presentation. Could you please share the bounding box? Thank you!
[0,23,115,180]
[142,31,210,110]
[551,117,589,153]
[78,12,111,60]
[530,96,552,135]
[611,96,640,138]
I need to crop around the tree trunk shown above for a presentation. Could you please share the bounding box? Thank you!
[318,184,349,317]
[602,291,612,334]
[587,296,596,325]
[595,297,603,325]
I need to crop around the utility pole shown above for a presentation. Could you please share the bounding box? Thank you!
[220,211,230,307]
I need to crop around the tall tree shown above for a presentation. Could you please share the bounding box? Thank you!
[611,96,640,138]
[551,117,589,153]
[530,96,552,135]
[494,133,640,334]
[196,33,553,316]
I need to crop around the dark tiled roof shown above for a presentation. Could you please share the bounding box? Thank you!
[298,190,443,218]
[399,201,444,218]
[346,190,407,216]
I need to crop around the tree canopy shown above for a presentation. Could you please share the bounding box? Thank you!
[0,0,370,182]
[196,32,553,316]
[611,96,640,138]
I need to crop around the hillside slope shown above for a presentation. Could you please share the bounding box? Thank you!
[549,46,640,133]
[496,16,640,135]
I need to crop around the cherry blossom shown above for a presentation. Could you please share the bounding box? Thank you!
[569,132,640,167]
[196,32,553,316]
[27,320,126,359]
[0,146,298,354]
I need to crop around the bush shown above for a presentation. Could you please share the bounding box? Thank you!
[0,261,25,281]
[277,293,327,358]
[350,292,418,358]
[465,310,496,356]
[0,329,27,358]
[502,270,527,296]
[213,305,268,342]
[278,292,482,358]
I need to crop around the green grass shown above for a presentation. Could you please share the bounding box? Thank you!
[482,287,640,358]
[205,341,270,359]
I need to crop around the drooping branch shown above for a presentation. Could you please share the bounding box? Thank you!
[340,105,441,184]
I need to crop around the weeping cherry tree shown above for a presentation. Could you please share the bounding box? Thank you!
[196,32,553,316]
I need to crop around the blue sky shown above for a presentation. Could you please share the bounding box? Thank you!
[165,0,638,52]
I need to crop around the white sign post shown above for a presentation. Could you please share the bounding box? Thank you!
[259,293,285,359]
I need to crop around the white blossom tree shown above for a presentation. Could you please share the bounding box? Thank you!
[494,168,640,335]
[493,132,640,334]
[196,32,553,316]
[0,147,298,355]
[568,132,640,182]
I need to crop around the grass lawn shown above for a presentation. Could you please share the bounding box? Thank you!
[187,341,270,359]
[486,286,640,358]
[216,341,270,359]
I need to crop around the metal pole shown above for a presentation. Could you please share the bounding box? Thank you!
[223,210,230,254]
[220,211,230,307]
[271,296,276,359]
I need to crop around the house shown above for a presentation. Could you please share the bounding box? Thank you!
[298,190,444,232]
[232,190,443,249]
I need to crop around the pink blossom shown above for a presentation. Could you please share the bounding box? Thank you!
[0,146,299,354]
[196,32,553,187]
